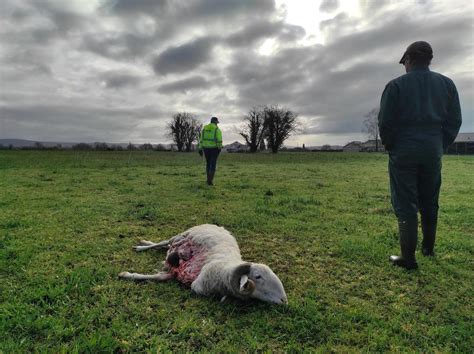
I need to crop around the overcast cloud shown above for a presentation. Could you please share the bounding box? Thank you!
[0,0,472,145]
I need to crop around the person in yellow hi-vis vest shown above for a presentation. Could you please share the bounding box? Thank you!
[198,117,223,185]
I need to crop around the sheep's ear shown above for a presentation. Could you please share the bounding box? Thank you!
[231,263,252,295]
[239,275,256,295]
[240,275,249,290]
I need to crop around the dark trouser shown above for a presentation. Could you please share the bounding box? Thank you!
[387,130,443,262]
[389,153,441,222]
[203,148,220,173]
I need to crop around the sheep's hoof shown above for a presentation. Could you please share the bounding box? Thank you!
[118,272,131,278]
[139,240,154,245]
[133,246,149,252]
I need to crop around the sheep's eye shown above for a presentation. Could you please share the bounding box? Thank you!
[255,275,262,279]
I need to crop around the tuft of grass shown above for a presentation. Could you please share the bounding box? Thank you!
[0,150,472,352]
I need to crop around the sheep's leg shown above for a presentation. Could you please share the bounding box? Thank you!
[133,239,171,252]
[118,271,173,281]
[138,240,156,246]
[132,234,188,252]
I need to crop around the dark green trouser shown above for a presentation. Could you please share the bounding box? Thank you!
[389,152,441,222]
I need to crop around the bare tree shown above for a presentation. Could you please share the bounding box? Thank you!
[94,142,109,151]
[167,112,202,152]
[239,107,267,153]
[183,118,202,152]
[127,142,137,151]
[72,143,93,150]
[155,144,168,151]
[362,108,380,152]
[263,105,298,153]
[140,143,153,151]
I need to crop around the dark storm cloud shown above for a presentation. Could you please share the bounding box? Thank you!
[1,47,52,79]
[0,0,472,144]
[0,2,68,46]
[97,0,279,52]
[320,14,473,70]
[184,0,276,20]
[102,0,168,15]
[27,1,87,35]
[225,21,305,47]
[99,71,142,89]
[358,0,395,16]
[81,32,154,60]
[158,76,212,93]
[48,9,86,33]
[1,102,167,123]
[225,21,282,47]
[102,0,276,21]
[225,11,473,135]
[81,0,280,62]
[278,23,306,42]
[152,37,218,75]
[0,102,167,142]
[319,0,339,13]
[295,62,398,135]
[226,46,315,108]
[319,12,349,32]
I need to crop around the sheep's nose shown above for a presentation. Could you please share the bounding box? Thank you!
[281,297,288,304]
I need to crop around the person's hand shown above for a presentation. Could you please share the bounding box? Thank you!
[198,149,203,157]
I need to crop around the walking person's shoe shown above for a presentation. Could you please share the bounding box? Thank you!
[421,214,437,256]
[206,171,209,185]
[207,171,215,186]
[389,219,418,270]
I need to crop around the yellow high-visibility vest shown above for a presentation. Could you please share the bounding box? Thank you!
[199,123,222,149]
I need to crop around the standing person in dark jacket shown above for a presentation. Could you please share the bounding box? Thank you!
[378,41,462,270]
[198,117,223,185]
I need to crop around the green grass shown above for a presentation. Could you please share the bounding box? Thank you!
[1,151,473,352]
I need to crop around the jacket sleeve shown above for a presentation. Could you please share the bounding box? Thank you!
[216,128,223,149]
[442,81,462,149]
[378,81,399,150]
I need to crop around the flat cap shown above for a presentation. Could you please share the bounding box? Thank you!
[399,41,433,64]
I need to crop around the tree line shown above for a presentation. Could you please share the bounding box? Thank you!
[0,142,170,151]
[169,105,298,153]
[2,107,383,153]
[1,105,300,153]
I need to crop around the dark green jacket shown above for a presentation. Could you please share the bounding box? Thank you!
[378,67,462,152]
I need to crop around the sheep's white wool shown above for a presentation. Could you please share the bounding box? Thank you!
[121,224,288,305]
[179,224,243,262]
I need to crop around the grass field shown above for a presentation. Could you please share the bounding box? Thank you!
[1,151,473,352]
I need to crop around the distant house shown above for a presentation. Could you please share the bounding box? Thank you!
[321,144,343,152]
[223,141,249,153]
[343,141,363,152]
[296,145,341,152]
[360,139,385,152]
[343,140,384,152]
[447,133,474,154]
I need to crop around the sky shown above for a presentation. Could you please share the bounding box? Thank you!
[0,0,473,146]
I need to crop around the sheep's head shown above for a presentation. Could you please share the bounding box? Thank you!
[231,263,287,305]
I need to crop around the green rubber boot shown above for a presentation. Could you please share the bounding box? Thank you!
[389,218,418,270]
[421,214,437,256]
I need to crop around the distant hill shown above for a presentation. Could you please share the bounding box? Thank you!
[0,139,75,148]
[0,139,174,149]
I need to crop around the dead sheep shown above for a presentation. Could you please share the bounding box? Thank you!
[119,224,288,305]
